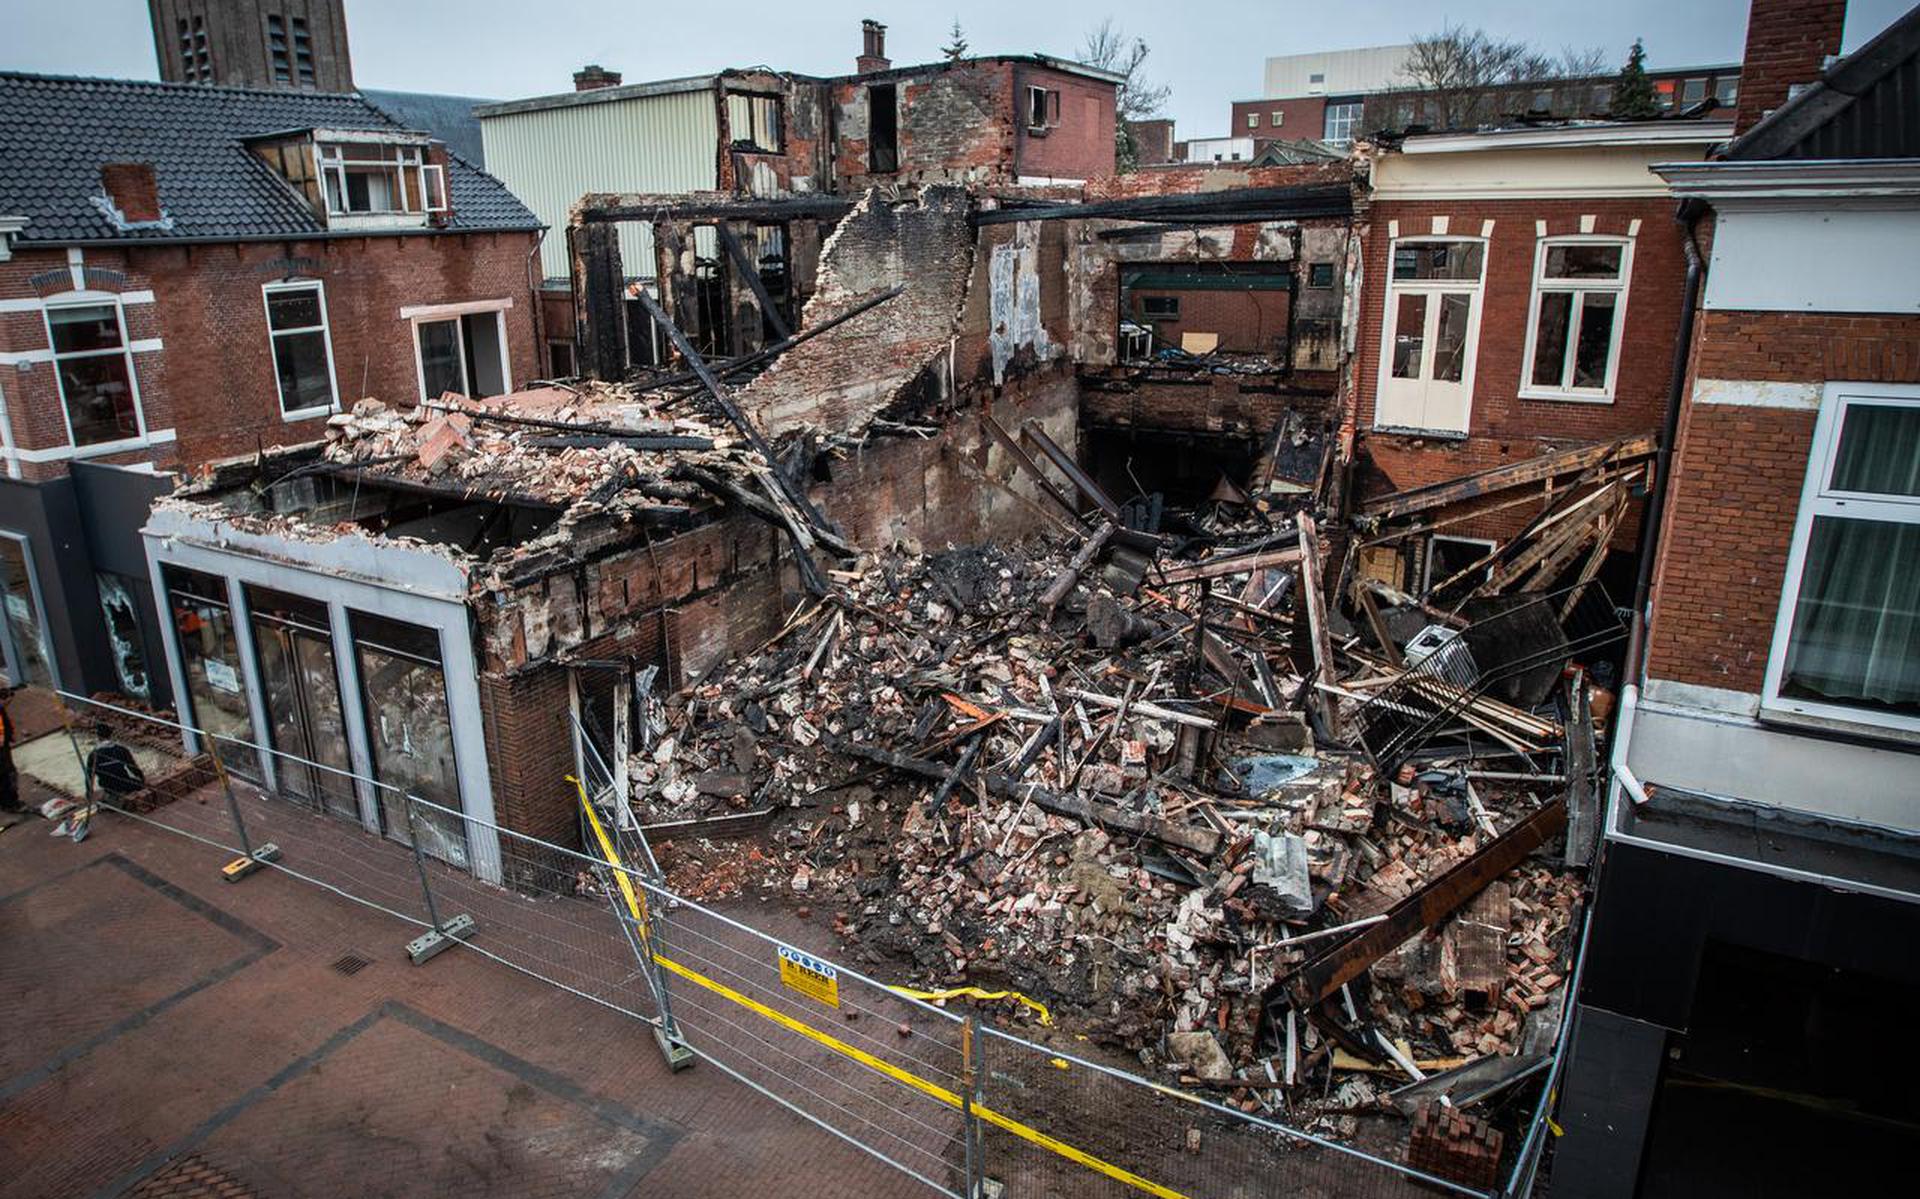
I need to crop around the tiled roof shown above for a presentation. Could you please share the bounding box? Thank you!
[0,72,541,244]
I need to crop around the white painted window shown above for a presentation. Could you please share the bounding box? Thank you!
[263,280,339,419]
[1270,111,1284,127]
[1520,237,1632,403]
[1763,383,1920,733]
[319,142,435,216]
[1375,238,1485,434]
[1323,101,1363,145]
[1424,534,1496,593]
[1026,86,1059,132]
[45,299,144,448]
[413,308,511,401]
[1246,112,1259,129]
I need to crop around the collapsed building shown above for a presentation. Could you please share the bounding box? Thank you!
[135,140,1640,1185]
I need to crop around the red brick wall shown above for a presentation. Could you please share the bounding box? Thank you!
[1646,310,1920,693]
[1230,97,1328,146]
[832,61,1015,189]
[1732,0,1847,136]
[1084,161,1349,200]
[1353,198,1689,542]
[0,233,539,479]
[1014,65,1116,182]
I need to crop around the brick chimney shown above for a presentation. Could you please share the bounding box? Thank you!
[100,163,161,224]
[857,19,890,74]
[1733,0,1848,135]
[573,64,622,92]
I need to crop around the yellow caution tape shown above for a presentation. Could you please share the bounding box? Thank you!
[574,782,1190,1199]
[886,985,1054,1026]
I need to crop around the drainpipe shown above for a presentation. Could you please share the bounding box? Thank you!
[1620,198,1705,693]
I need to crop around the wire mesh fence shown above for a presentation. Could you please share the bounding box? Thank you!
[44,690,1519,1199]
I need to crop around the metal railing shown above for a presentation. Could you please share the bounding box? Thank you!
[47,690,1506,1199]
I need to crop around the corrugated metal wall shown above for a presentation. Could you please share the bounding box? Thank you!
[480,89,720,283]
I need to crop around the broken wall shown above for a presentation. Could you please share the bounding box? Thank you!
[736,185,976,434]
[717,70,831,196]
[832,62,1015,189]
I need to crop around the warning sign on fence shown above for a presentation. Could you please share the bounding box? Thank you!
[777,946,840,1008]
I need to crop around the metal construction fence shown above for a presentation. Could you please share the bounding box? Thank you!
[45,690,1521,1199]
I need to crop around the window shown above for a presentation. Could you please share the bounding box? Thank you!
[1246,112,1259,129]
[1765,386,1920,731]
[46,302,141,447]
[1323,101,1363,145]
[318,142,444,217]
[1681,77,1708,107]
[1531,89,1554,112]
[726,93,784,152]
[868,84,898,173]
[1377,239,1485,434]
[1714,76,1739,106]
[1027,85,1060,132]
[1307,262,1336,289]
[1270,111,1284,127]
[415,310,508,400]
[352,610,467,866]
[163,564,256,758]
[1521,238,1631,401]
[1656,81,1676,110]
[1591,84,1614,112]
[263,281,337,417]
[1140,296,1180,319]
[1309,72,1325,84]
[0,534,55,688]
[177,16,210,83]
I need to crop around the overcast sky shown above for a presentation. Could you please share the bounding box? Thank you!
[5,0,1911,136]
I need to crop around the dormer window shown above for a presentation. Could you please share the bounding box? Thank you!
[319,142,445,217]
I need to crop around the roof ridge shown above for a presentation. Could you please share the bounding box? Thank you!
[0,68,379,102]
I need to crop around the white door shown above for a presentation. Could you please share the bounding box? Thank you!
[1376,240,1484,434]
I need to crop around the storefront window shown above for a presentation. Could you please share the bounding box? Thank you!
[163,565,256,763]
[248,586,356,820]
[351,610,467,868]
[0,536,56,688]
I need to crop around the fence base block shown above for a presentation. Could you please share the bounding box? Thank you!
[654,1028,697,1072]
[406,913,476,965]
[221,843,282,883]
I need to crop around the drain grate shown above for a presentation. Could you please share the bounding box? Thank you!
[330,953,372,977]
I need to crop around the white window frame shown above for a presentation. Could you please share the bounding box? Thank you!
[1027,85,1056,132]
[1424,534,1497,592]
[409,306,513,402]
[1761,381,1920,735]
[1374,235,1487,435]
[1246,112,1259,130]
[43,295,148,454]
[1323,101,1363,145]
[317,141,435,217]
[1519,235,1634,405]
[261,279,341,421]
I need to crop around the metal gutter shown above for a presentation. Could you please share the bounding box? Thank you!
[14,222,545,250]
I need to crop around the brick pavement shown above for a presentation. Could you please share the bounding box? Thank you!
[0,812,936,1199]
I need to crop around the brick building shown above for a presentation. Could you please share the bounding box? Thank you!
[476,19,1120,375]
[0,73,540,699]
[149,0,354,92]
[1349,119,1730,592]
[1552,2,1920,1194]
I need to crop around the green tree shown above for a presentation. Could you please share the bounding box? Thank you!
[941,18,968,62]
[1611,39,1660,119]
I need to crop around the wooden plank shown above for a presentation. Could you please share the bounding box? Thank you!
[715,221,792,342]
[1156,545,1304,585]
[1360,433,1656,520]
[980,410,1085,523]
[1276,800,1566,1010]
[1297,513,1338,736]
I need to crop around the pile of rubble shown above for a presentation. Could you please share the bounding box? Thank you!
[634,510,1591,1137]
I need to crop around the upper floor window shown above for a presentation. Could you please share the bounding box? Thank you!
[1765,385,1920,732]
[1307,262,1336,289]
[264,282,338,418]
[1714,76,1739,106]
[45,301,142,448]
[1591,84,1614,112]
[1270,111,1284,127]
[1521,238,1632,402]
[319,142,445,217]
[1246,112,1258,129]
[1027,85,1061,133]
[726,93,784,152]
[1323,101,1363,145]
[1680,77,1708,107]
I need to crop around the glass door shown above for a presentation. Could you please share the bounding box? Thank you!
[247,586,356,820]
[351,610,467,869]
[1377,240,1484,434]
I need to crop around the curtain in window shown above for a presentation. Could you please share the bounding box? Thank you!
[1783,516,1920,715]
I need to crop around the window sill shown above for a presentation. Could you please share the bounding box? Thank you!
[1026,126,1051,138]
[282,404,336,423]
[1757,700,1920,747]
[1369,424,1469,441]
[1518,387,1615,405]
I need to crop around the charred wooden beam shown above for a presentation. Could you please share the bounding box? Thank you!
[1359,433,1656,520]
[1020,420,1123,521]
[634,286,903,391]
[1272,799,1567,1012]
[574,222,626,381]
[580,196,855,224]
[715,222,792,342]
[980,411,1086,525]
[974,184,1354,226]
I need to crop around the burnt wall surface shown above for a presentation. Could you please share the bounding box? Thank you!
[737,185,977,434]
[833,62,1015,190]
[475,368,1079,847]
